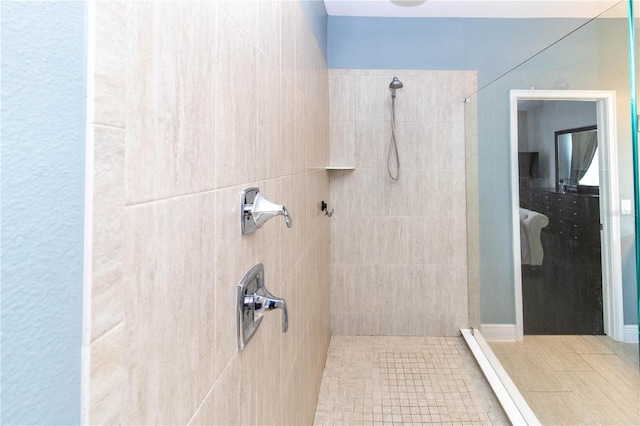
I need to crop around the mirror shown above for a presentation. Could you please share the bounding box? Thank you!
[555,125,598,193]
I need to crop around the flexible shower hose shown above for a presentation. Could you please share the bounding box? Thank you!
[388,96,400,180]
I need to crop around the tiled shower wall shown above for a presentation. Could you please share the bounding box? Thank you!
[84,2,330,424]
[329,69,477,336]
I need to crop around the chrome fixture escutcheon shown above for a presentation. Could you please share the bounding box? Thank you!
[237,263,288,351]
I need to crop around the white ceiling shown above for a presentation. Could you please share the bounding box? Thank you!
[323,0,622,18]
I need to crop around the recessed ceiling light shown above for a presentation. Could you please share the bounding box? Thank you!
[390,0,427,7]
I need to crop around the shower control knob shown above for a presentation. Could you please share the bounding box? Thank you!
[241,187,292,235]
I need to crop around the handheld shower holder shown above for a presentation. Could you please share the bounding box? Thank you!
[389,76,404,98]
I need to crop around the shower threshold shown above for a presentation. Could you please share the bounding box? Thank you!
[313,335,510,425]
[461,329,540,425]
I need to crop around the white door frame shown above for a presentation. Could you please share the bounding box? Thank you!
[510,90,624,342]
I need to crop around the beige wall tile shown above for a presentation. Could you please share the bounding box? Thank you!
[256,1,281,68]
[391,121,434,170]
[86,325,126,425]
[331,312,358,336]
[291,250,310,345]
[329,74,355,122]
[357,312,388,335]
[88,1,330,424]
[188,356,242,426]
[256,52,283,181]
[90,1,126,128]
[329,217,357,265]
[295,17,311,97]
[215,10,257,188]
[332,167,385,218]
[123,193,217,424]
[252,318,283,425]
[329,121,355,167]
[280,1,297,80]
[433,72,467,124]
[125,2,217,203]
[89,125,124,341]
[308,99,330,170]
[294,90,309,174]
[355,74,391,123]
[280,76,298,176]
[355,121,391,169]
[392,74,436,123]
[279,267,298,382]
[217,1,257,44]
[330,264,349,313]
[329,71,475,337]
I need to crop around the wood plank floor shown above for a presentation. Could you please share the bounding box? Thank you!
[489,336,640,425]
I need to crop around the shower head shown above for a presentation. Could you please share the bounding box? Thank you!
[389,77,403,98]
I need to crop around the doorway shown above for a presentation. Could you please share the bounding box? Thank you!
[510,90,624,341]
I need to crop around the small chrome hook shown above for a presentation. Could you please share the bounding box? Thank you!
[321,201,334,218]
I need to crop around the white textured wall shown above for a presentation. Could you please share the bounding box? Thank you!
[328,69,477,336]
[84,2,331,424]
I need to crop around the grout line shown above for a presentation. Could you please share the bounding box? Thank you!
[124,188,220,209]
[185,353,238,426]
[88,122,124,131]
[124,171,317,208]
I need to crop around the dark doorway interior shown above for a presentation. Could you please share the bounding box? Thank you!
[521,188,603,334]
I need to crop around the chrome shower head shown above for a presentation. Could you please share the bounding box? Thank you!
[389,77,403,98]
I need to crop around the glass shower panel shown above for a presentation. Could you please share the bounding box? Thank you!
[465,1,636,337]
[463,2,639,421]
[465,0,640,424]
[632,0,640,343]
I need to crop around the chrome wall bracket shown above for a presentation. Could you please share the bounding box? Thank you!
[237,263,288,351]
[241,187,292,235]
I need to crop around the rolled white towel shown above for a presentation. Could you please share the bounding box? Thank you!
[519,207,549,266]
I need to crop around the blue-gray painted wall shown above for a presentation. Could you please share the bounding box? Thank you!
[328,16,589,91]
[1,2,86,424]
[300,0,328,61]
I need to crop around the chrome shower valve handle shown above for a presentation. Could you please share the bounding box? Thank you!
[237,263,288,351]
[247,286,288,333]
[241,187,293,235]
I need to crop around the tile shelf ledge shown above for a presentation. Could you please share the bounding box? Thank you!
[324,166,356,170]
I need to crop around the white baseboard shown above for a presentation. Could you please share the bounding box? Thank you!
[481,323,638,343]
[624,325,639,343]
[481,324,517,342]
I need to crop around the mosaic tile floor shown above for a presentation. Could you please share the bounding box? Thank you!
[313,336,508,425]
